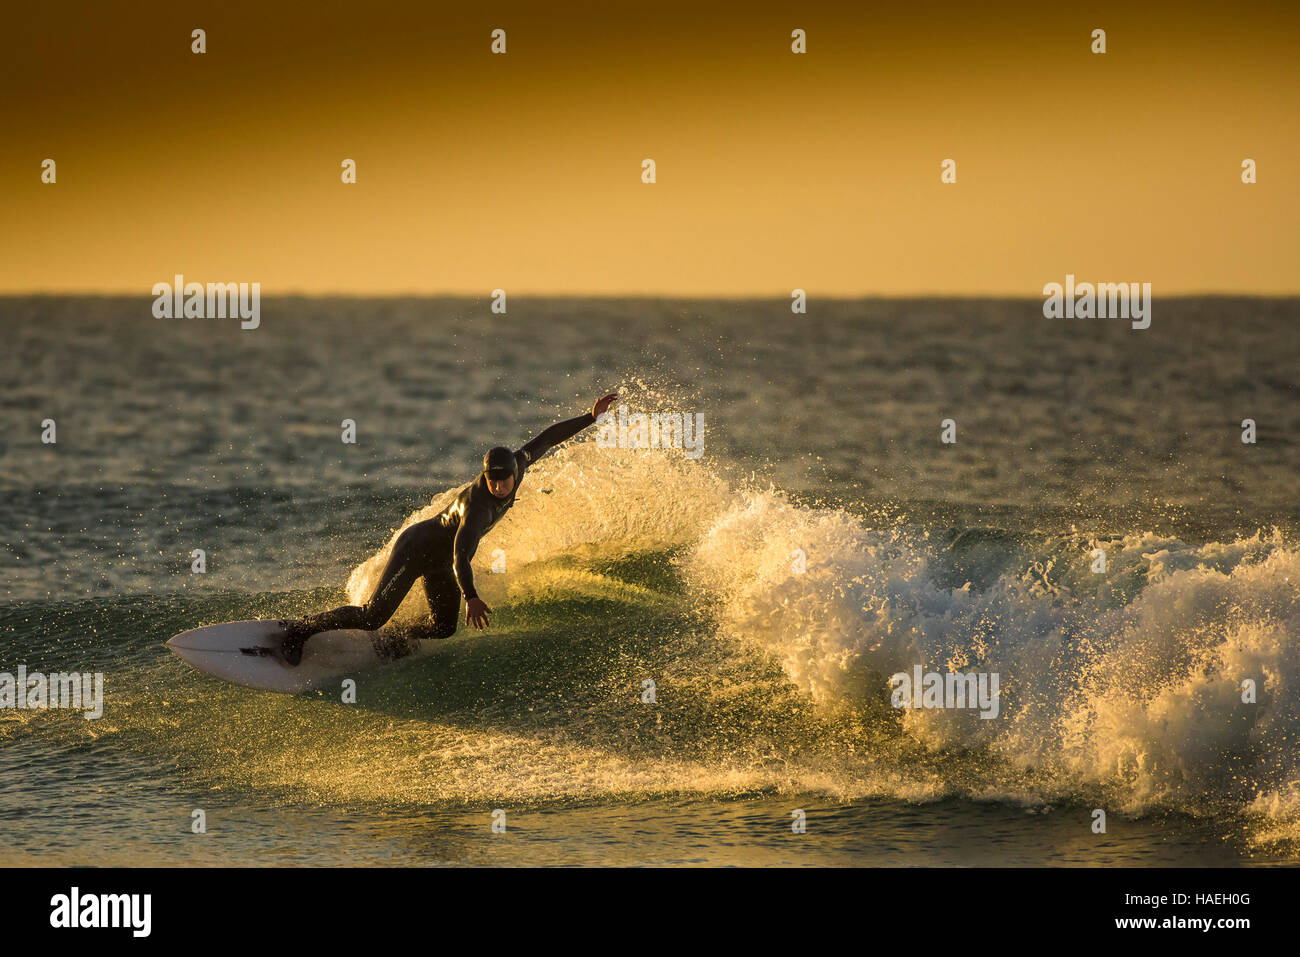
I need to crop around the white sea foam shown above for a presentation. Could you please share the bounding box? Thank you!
[685,482,1300,837]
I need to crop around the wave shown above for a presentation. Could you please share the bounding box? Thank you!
[322,439,1300,845]
[11,437,1297,851]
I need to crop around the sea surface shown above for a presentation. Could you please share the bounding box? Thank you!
[1,295,1298,866]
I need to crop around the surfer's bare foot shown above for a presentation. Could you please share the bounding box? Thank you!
[277,620,313,666]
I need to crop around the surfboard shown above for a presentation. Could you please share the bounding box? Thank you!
[165,620,424,694]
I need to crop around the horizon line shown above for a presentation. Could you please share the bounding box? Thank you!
[3,290,1298,301]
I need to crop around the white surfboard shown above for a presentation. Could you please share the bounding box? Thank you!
[166,620,425,694]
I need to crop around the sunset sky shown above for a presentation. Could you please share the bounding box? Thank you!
[4,0,1297,296]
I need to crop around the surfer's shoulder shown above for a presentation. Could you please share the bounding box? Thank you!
[463,481,500,514]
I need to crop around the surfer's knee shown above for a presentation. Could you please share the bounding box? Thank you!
[397,619,456,641]
[358,607,392,631]
[328,603,385,632]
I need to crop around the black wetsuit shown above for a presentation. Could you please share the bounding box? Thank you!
[291,412,596,644]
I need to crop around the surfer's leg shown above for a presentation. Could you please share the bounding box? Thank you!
[420,570,463,640]
[280,523,436,664]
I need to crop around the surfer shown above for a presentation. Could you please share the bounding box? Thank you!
[276,392,619,665]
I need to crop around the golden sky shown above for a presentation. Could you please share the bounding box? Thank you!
[3,0,1297,295]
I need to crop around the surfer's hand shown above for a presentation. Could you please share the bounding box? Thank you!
[592,392,618,419]
[466,597,491,630]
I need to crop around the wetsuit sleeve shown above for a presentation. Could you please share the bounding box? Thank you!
[453,507,491,602]
[515,412,596,470]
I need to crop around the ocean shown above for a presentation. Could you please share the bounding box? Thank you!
[1,295,1297,866]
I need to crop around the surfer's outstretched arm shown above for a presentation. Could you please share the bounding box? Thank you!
[515,392,618,467]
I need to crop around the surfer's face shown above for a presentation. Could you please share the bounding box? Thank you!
[486,473,516,498]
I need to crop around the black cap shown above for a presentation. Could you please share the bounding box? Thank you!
[483,446,516,479]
